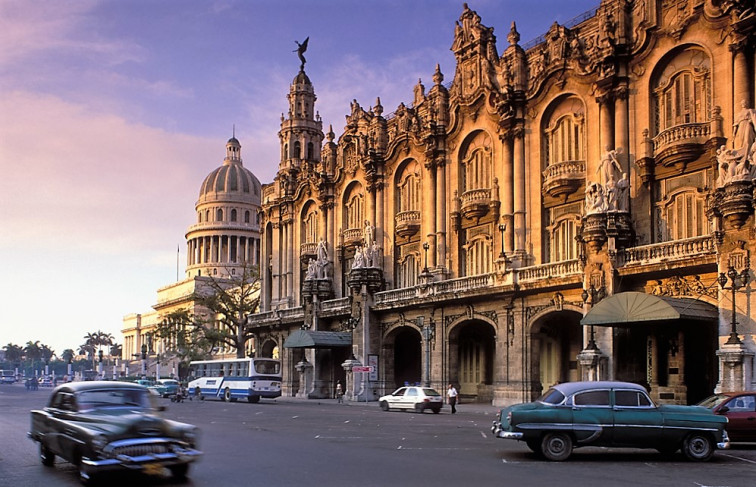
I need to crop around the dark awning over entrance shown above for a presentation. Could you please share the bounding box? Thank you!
[283,329,352,349]
[580,292,718,327]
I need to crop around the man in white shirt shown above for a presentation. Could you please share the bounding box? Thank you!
[447,383,458,414]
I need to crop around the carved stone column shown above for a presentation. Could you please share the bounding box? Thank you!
[715,343,755,393]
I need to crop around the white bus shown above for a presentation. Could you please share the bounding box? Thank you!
[187,358,281,403]
[1,370,16,384]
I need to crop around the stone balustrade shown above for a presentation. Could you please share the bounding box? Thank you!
[653,122,710,152]
[619,235,715,266]
[517,259,582,282]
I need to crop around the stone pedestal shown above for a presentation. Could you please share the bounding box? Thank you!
[295,358,313,398]
[577,347,608,381]
[715,343,755,393]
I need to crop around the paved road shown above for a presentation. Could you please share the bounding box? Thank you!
[2,384,756,486]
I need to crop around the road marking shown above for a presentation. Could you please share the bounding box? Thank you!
[479,431,487,438]
[720,453,756,464]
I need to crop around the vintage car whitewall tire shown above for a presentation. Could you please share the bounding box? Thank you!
[681,433,714,462]
[541,432,573,461]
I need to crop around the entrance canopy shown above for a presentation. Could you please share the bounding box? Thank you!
[580,292,718,327]
[283,329,352,349]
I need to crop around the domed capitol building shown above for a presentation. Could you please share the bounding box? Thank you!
[123,0,756,406]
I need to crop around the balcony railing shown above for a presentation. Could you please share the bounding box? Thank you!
[321,297,350,312]
[460,188,491,219]
[395,210,421,237]
[342,228,362,245]
[542,160,585,198]
[618,235,715,267]
[300,242,317,256]
[517,259,582,283]
[653,122,711,153]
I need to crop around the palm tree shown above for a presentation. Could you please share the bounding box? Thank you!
[24,341,42,374]
[39,344,55,364]
[61,349,75,364]
[109,343,122,359]
[3,343,24,366]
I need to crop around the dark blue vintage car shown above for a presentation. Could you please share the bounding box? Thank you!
[29,381,202,484]
[492,381,729,461]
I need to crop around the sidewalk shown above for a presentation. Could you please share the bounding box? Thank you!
[274,395,502,417]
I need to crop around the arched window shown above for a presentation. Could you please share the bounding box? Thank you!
[656,172,709,242]
[551,217,578,262]
[216,209,223,221]
[545,114,584,166]
[460,132,492,193]
[398,161,420,213]
[653,47,710,135]
[231,209,237,222]
[396,254,419,288]
[346,193,363,230]
[303,207,318,244]
[294,141,301,159]
[464,236,492,276]
[205,210,210,222]
[244,211,250,223]
[307,142,314,160]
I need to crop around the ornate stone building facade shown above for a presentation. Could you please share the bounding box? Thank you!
[252,0,756,406]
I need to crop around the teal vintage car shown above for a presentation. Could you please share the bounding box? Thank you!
[28,381,201,484]
[492,381,729,461]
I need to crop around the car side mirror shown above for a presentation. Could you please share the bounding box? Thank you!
[718,406,729,414]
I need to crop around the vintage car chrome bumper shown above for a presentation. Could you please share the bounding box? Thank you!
[717,430,730,450]
[81,437,202,475]
[491,421,523,439]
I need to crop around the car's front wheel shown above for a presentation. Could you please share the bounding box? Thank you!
[170,463,189,480]
[540,432,573,461]
[414,403,424,413]
[681,433,714,461]
[39,443,55,466]
[379,400,389,411]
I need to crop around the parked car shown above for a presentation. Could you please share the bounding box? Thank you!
[149,379,180,398]
[28,381,202,484]
[491,381,729,462]
[378,386,444,413]
[697,392,756,442]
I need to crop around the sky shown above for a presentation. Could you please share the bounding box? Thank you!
[0,0,599,357]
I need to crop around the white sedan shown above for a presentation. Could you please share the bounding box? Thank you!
[379,386,444,413]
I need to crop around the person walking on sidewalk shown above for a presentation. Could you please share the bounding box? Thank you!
[447,383,458,414]
[336,380,343,403]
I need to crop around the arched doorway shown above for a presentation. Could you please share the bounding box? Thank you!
[531,310,583,394]
[260,339,278,359]
[393,328,421,389]
[453,321,495,401]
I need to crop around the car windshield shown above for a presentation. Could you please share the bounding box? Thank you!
[537,388,566,405]
[697,394,731,409]
[77,388,152,411]
[422,388,441,397]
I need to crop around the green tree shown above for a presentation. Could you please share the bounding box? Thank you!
[3,343,24,365]
[39,343,55,364]
[153,309,217,364]
[61,349,75,364]
[109,343,122,358]
[193,261,261,358]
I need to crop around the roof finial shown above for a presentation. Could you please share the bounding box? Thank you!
[232,124,236,138]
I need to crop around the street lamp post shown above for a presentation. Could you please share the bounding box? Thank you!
[422,242,429,273]
[581,285,598,350]
[498,223,506,258]
[141,344,147,378]
[718,265,749,345]
[420,317,434,387]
